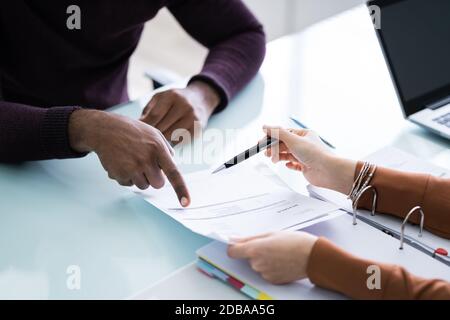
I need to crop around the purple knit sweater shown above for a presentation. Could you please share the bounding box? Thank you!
[0,0,265,162]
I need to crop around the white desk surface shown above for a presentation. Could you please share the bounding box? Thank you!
[1,5,449,299]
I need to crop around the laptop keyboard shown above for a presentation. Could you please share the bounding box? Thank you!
[433,113,450,128]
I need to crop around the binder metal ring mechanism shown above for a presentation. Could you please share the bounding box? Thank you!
[352,186,378,225]
[399,206,425,250]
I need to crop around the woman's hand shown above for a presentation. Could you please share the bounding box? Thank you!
[263,125,356,195]
[227,232,318,285]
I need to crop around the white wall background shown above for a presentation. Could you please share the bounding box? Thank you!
[128,0,365,99]
[245,0,364,39]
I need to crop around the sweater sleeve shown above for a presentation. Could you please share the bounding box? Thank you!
[307,238,450,300]
[356,162,450,239]
[0,100,86,162]
[167,0,266,112]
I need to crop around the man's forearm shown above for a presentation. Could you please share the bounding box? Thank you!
[170,0,266,111]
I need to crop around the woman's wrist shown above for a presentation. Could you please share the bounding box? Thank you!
[293,232,319,280]
[322,155,357,195]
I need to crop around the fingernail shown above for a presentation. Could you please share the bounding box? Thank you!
[181,197,189,207]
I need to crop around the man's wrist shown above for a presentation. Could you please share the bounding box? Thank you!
[188,80,221,113]
[68,109,104,153]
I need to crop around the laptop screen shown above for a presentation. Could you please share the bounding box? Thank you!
[369,0,450,117]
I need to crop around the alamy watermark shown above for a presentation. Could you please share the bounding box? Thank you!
[66,265,81,290]
[66,5,81,30]
[169,122,283,166]
[369,5,381,29]
[366,265,381,290]
[65,4,381,31]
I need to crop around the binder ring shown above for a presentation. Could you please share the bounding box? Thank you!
[399,206,425,250]
[351,186,378,225]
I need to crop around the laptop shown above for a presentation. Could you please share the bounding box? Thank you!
[368,0,450,139]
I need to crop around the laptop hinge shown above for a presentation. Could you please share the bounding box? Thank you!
[427,95,450,110]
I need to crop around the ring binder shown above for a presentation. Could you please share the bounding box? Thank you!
[351,186,378,225]
[399,206,425,250]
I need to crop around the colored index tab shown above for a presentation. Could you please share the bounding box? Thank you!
[435,248,449,256]
[211,267,229,282]
[257,292,273,300]
[197,259,215,277]
[227,277,244,290]
[198,259,230,281]
[197,267,214,278]
[241,285,259,299]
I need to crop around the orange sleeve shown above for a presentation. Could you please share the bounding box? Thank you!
[356,162,450,239]
[307,238,450,300]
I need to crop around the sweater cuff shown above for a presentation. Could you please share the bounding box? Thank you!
[189,73,229,113]
[41,106,87,159]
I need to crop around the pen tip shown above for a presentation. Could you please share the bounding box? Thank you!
[211,166,225,175]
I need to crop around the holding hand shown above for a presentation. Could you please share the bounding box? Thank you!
[227,232,318,285]
[264,125,356,195]
[226,128,359,285]
[140,81,220,142]
[69,109,190,207]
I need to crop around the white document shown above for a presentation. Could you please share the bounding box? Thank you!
[133,166,339,243]
[308,146,450,255]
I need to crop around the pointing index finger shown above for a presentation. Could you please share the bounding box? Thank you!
[158,151,190,207]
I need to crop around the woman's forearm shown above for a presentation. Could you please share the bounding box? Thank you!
[355,162,450,238]
[307,237,450,300]
[317,156,450,238]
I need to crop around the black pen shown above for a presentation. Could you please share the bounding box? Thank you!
[289,117,335,149]
[212,137,278,174]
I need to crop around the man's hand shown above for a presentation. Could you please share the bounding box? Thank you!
[68,109,190,207]
[140,81,220,142]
